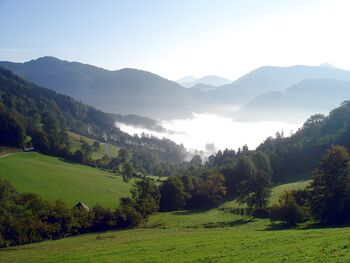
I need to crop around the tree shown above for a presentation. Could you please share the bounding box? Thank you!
[118,149,130,163]
[237,170,272,213]
[80,142,92,162]
[224,155,255,195]
[189,171,227,208]
[309,145,350,224]
[130,177,160,217]
[270,191,307,227]
[0,110,25,148]
[31,130,51,153]
[190,155,202,166]
[121,162,134,182]
[252,152,272,176]
[160,177,186,211]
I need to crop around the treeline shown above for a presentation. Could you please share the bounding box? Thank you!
[0,177,161,248]
[271,145,350,226]
[0,167,230,247]
[257,101,350,182]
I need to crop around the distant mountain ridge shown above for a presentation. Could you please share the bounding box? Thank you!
[3,57,350,122]
[177,75,231,87]
[0,57,212,119]
[207,65,350,105]
[236,79,350,122]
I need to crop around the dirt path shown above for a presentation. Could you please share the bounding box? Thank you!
[0,153,13,159]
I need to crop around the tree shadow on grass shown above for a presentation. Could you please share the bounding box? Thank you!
[263,221,350,231]
[203,217,256,228]
[58,158,77,164]
[173,209,210,216]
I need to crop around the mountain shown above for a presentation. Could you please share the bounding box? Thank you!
[235,79,350,122]
[0,57,211,119]
[208,65,350,105]
[178,75,231,87]
[0,67,188,163]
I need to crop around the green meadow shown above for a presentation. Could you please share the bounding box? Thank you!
[0,152,130,208]
[1,177,348,263]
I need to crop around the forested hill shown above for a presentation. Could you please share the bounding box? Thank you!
[0,67,188,164]
[0,57,212,119]
[257,101,350,181]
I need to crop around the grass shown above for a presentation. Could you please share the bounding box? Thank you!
[67,131,119,160]
[0,152,131,208]
[2,178,349,262]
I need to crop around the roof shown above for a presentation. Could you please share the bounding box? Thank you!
[74,201,90,211]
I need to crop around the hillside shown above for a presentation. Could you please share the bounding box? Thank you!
[0,67,189,165]
[67,131,119,159]
[0,152,130,208]
[236,79,350,121]
[0,57,212,119]
[255,101,350,182]
[2,181,348,262]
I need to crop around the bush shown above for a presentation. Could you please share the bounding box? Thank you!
[270,191,307,227]
[115,206,142,228]
[159,177,186,211]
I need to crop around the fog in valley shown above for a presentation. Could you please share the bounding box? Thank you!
[116,113,301,153]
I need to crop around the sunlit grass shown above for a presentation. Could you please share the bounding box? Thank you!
[0,152,130,208]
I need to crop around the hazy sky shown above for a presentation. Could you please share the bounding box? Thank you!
[1,0,350,80]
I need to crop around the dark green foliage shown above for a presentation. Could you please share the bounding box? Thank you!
[31,130,51,153]
[237,170,272,212]
[90,206,116,231]
[270,191,307,226]
[189,171,227,208]
[115,206,142,228]
[121,162,135,182]
[0,109,24,148]
[237,152,272,212]
[221,155,255,195]
[160,177,186,211]
[130,177,160,217]
[258,101,350,182]
[309,145,350,224]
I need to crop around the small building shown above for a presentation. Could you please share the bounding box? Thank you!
[74,201,90,211]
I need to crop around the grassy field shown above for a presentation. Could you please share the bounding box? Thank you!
[0,152,130,208]
[67,131,119,160]
[2,179,348,262]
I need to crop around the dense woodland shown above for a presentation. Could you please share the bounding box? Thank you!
[2,67,350,247]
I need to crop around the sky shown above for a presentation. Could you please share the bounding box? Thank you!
[1,0,350,80]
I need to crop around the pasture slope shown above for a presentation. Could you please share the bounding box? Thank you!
[0,152,130,208]
[1,180,349,262]
[67,131,119,160]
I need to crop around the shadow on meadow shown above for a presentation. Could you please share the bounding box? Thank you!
[263,221,350,231]
[203,217,256,228]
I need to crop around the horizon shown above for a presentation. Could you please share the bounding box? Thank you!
[2,0,350,80]
[1,55,347,83]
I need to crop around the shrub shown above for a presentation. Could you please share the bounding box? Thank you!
[270,191,307,227]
